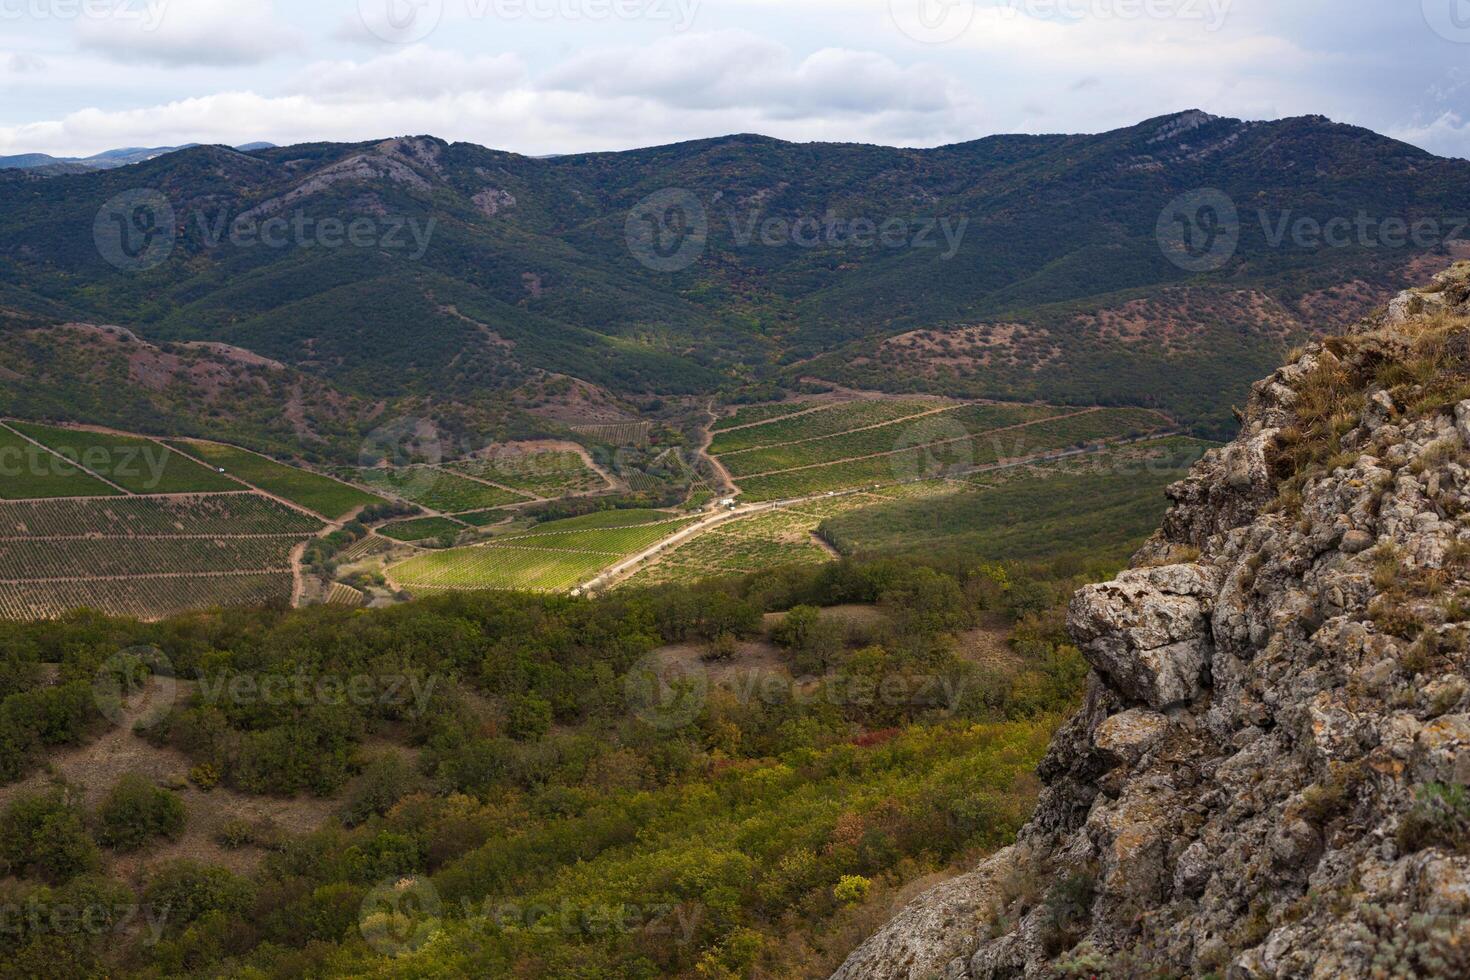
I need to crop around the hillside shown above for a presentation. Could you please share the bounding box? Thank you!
[1,113,1468,444]
[833,263,1470,977]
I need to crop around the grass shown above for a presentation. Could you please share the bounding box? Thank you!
[172,440,384,520]
[354,467,527,514]
[0,423,122,500]
[378,517,465,542]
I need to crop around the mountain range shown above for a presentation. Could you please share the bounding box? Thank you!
[0,144,276,176]
[1,111,1466,456]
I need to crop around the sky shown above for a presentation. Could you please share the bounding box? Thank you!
[0,0,1467,159]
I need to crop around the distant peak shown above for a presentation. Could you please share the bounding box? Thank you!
[1148,110,1227,144]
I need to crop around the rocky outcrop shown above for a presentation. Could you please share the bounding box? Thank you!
[834,262,1470,979]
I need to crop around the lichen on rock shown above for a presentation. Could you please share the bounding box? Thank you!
[832,262,1470,979]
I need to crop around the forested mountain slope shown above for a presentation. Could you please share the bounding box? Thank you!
[2,112,1467,441]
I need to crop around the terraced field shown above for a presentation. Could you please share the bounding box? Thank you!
[449,446,607,499]
[0,422,120,499]
[391,510,693,594]
[171,440,384,520]
[10,423,240,494]
[354,467,528,514]
[0,494,322,621]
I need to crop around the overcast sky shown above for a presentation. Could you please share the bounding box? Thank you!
[1,0,1467,159]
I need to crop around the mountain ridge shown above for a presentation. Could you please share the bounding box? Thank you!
[1,111,1466,454]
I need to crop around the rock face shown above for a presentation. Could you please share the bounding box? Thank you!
[833,262,1470,980]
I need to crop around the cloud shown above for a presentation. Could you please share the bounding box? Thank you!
[0,31,984,157]
[289,46,525,102]
[75,0,300,67]
[1390,112,1470,161]
[543,31,972,119]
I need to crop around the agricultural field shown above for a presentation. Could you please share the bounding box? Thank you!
[0,494,321,621]
[716,403,1066,478]
[391,509,693,594]
[449,446,607,498]
[324,582,367,607]
[378,516,465,542]
[708,398,948,455]
[0,422,120,499]
[172,440,384,520]
[354,466,528,514]
[819,436,1213,563]
[573,421,651,446]
[625,495,882,587]
[0,574,293,622]
[711,401,819,431]
[731,406,1173,502]
[8,422,240,494]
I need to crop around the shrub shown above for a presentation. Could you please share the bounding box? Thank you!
[505,693,553,741]
[342,754,416,827]
[0,790,100,884]
[833,874,872,906]
[142,862,254,933]
[1397,783,1470,855]
[96,775,186,851]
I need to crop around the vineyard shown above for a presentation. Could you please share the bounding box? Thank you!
[715,404,1066,478]
[0,574,292,622]
[711,401,824,431]
[448,446,607,499]
[729,406,1173,502]
[391,510,693,594]
[708,399,948,455]
[9,422,241,494]
[354,467,529,514]
[0,422,119,499]
[572,422,651,447]
[171,440,384,520]
[378,516,465,542]
[0,494,322,621]
[624,495,882,587]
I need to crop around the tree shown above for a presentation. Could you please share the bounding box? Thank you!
[0,791,100,884]
[96,775,186,851]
